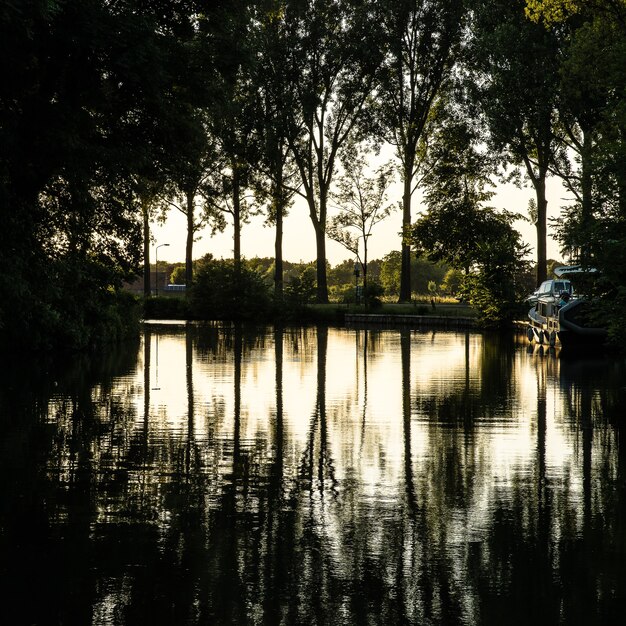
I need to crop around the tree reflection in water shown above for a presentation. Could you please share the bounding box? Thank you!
[1,325,626,625]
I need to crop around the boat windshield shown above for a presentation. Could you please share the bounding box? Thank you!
[554,280,572,295]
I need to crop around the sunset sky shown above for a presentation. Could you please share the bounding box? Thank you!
[152,174,568,267]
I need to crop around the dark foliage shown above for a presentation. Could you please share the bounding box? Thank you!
[144,295,190,320]
[189,257,273,320]
[0,0,190,349]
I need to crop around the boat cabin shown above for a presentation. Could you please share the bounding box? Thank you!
[526,279,573,305]
[536,298,557,319]
[536,279,573,300]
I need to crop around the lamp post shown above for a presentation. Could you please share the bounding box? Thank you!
[155,243,169,296]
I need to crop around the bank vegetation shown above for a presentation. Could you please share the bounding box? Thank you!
[2,1,624,350]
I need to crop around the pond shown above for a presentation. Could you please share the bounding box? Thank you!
[1,323,625,625]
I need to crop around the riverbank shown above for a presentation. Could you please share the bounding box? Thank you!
[344,312,477,329]
[144,296,480,326]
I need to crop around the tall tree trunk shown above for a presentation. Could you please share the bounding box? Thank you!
[233,167,242,274]
[363,238,368,296]
[580,128,594,267]
[142,200,151,297]
[314,222,329,304]
[274,196,284,299]
[186,191,194,287]
[273,151,285,299]
[534,175,548,286]
[399,162,413,302]
[302,181,330,303]
[525,148,550,287]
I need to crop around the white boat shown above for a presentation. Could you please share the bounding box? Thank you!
[525,278,573,306]
[527,286,606,348]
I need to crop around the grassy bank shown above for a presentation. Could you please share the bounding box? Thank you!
[308,301,477,323]
[144,295,478,324]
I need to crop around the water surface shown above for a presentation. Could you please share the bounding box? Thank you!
[1,323,625,625]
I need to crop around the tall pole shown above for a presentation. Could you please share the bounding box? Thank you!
[155,243,169,296]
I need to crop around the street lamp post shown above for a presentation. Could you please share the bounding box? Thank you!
[155,243,169,296]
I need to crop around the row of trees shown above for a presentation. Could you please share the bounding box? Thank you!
[167,253,455,298]
[2,0,625,348]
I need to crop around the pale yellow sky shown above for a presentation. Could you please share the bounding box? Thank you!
[152,176,568,266]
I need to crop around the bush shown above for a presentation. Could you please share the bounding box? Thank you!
[363,281,384,308]
[2,257,144,352]
[91,289,142,345]
[144,295,189,320]
[440,268,463,296]
[328,280,384,307]
[189,258,272,320]
[330,283,357,303]
[283,267,317,309]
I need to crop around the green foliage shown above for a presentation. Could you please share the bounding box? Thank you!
[469,0,562,284]
[246,257,276,284]
[332,279,385,306]
[189,257,273,321]
[2,253,142,352]
[379,251,448,296]
[363,281,385,308]
[604,287,626,345]
[279,0,385,303]
[3,0,626,348]
[441,269,464,296]
[169,265,186,285]
[328,259,358,287]
[376,0,466,301]
[410,89,532,325]
[0,0,197,350]
[414,104,497,270]
[543,6,626,342]
[144,295,189,320]
[459,237,530,325]
[284,267,317,309]
[413,206,531,325]
[330,283,357,303]
[327,141,396,269]
[525,0,584,24]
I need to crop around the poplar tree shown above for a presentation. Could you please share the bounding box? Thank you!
[282,0,382,303]
[251,0,299,298]
[469,0,562,286]
[376,0,466,302]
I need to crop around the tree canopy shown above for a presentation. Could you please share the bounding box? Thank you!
[2,0,626,346]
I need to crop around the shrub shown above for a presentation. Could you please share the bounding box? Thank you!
[363,281,384,308]
[283,267,317,309]
[189,258,272,320]
[330,283,357,303]
[144,295,189,320]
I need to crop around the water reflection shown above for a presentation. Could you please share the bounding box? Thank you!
[1,325,626,625]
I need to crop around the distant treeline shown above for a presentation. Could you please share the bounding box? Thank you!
[159,253,459,299]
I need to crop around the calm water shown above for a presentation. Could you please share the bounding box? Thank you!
[1,323,626,626]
